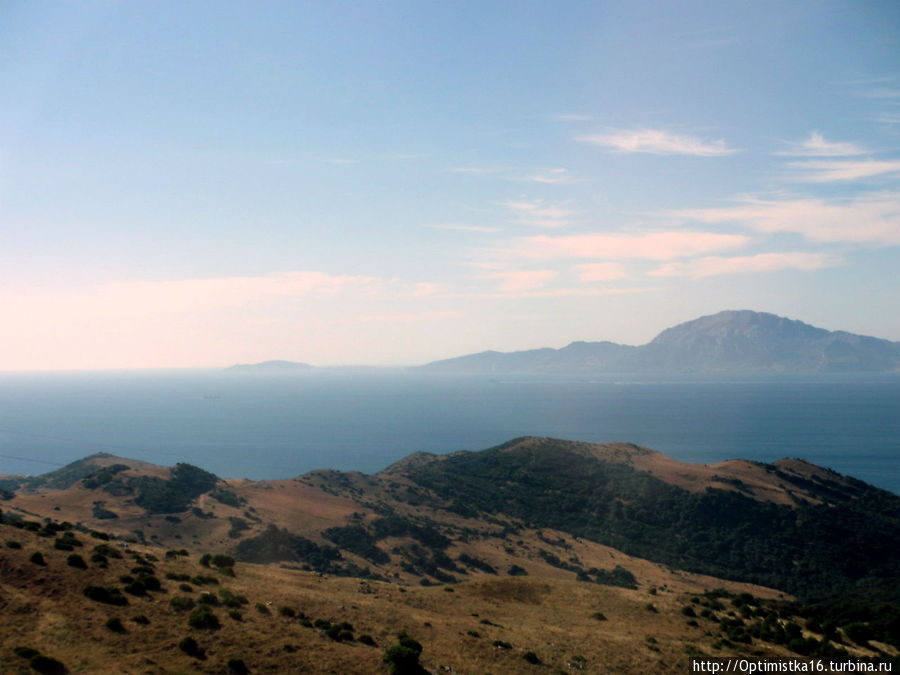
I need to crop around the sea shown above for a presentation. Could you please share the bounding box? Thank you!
[0,369,898,495]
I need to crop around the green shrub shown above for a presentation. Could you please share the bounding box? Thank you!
[132,615,149,625]
[29,654,67,675]
[170,596,195,612]
[198,591,219,606]
[255,602,270,615]
[523,651,542,664]
[191,574,219,586]
[30,551,46,565]
[227,658,250,675]
[83,585,128,606]
[188,606,221,630]
[219,589,248,607]
[228,609,243,621]
[6,540,21,549]
[591,611,607,621]
[105,617,126,633]
[14,646,40,659]
[382,631,424,675]
[507,564,527,576]
[178,636,201,657]
[492,640,512,649]
[93,543,122,559]
[211,553,235,568]
[67,554,87,569]
[844,622,874,645]
[358,634,377,646]
[278,605,296,618]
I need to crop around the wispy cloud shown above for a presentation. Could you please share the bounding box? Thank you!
[450,166,499,175]
[648,252,839,279]
[319,157,359,165]
[554,113,593,122]
[412,282,439,297]
[785,159,900,183]
[381,152,422,161]
[776,132,866,157]
[859,87,900,100]
[515,231,749,260]
[502,197,578,228]
[483,287,656,299]
[353,310,461,323]
[523,168,582,184]
[575,128,738,156]
[671,192,900,245]
[428,223,499,233]
[489,269,557,293]
[574,262,628,282]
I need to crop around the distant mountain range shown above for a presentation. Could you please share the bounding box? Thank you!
[419,310,900,374]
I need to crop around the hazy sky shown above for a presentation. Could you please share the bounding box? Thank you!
[2,1,899,370]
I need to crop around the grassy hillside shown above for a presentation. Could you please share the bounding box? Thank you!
[2,511,894,674]
[404,438,900,598]
[2,437,899,670]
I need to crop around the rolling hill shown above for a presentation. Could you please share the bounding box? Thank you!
[2,437,898,672]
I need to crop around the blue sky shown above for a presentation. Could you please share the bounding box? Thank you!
[1,0,899,370]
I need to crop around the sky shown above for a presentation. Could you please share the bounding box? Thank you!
[1,0,899,370]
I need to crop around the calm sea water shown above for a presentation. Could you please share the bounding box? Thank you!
[0,370,898,495]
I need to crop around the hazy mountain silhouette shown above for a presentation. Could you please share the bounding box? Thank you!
[419,310,900,374]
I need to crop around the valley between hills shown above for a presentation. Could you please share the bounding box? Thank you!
[1,437,898,674]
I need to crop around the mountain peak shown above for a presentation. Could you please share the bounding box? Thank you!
[420,310,900,374]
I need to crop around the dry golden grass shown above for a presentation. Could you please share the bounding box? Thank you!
[0,513,824,675]
[1,444,887,673]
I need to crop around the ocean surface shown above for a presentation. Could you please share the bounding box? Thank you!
[0,370,898,495]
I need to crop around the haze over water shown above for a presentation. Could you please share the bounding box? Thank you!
[1,371,897,495]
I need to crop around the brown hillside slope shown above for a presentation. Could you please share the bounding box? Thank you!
[4,514,882,675]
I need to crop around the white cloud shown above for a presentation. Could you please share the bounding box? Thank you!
[0,271,446,370]
[483,287,656,299]
[502,197,577,228]
[489,269,557,293]
[648,252,839,279]
[449,166,499,175]
[515,231,749,260]
[575,128,737,156]
[672,193,900,244]
[428,224,499,233]
[319,157,359,165]
[785,159,900,182]
[574,262,628,282]
[353,310,461,323]
[523,168,581,184]
[776,132,866,157]
[412,282,439,297]
[94,271,382,313]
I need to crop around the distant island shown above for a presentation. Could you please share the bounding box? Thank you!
[418,310,900,374]
[225,360,314,373]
